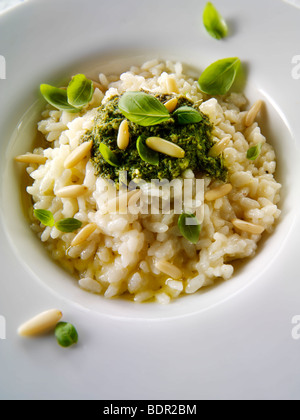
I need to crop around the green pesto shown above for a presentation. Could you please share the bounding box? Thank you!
[84,94,227,184]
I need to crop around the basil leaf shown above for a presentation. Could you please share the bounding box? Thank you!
[198,57,241,95]
[99,143,120,167]
[136,136,159,165]
[55,218,82,233]
[67,74,94,108]
[203,2,228,40]
[33,209,55,227]
[55,322,78,348]
[118,91,170,126]
[173,106,203,125]
[247,143,262,160]
[40,84,79,112]
[178,213,201,244]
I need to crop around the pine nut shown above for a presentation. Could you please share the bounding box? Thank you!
[164,97,178,113]
[166,76,178,94]
[15,154,47,165]
[18,309,63,337]
[155,260,182,280]
[208,136,231,157]
[146,137,185,158]
[205,184,233,201]
[231,218,265,235]
[64,140,93,169]
[117,120,130,150]
[71,223,98,246]
[245,100,263,127]
[56,185,88,198]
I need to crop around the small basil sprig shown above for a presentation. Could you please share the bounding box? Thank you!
[247,143,262,160]
[55,218,83,233]
[40,74,94,112]
[203,2,228,40]
[33,209,55,227]
[118,91,170,126]
[99,143,120,167]
[173,106,203,125]
[178,213,201,244]
[40,85,79,112]
[55,322,78,348]
[136,136,159,165]
[67,74,94,108]
[198,57,240,95]
[34,209,82,233]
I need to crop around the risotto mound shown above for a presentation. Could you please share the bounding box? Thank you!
[17,60,281,304]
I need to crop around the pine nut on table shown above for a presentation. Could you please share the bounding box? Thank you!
[18,309,63,337]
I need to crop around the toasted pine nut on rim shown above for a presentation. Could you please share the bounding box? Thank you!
[18,309,63,337]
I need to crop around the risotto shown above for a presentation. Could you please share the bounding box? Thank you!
[16,59,281,304]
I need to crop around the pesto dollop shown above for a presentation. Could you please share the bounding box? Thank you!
[84,94,227,183]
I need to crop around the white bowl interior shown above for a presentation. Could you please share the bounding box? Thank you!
[0,50,298,320]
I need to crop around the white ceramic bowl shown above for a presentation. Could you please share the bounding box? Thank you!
[1,0,300,399]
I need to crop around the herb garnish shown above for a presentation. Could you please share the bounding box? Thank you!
[34,210,82,233]
[67,74,94,108]
[99,143,120,167]
[33,209,55,227]
[247,143,262,161]
[55,322,78,348]
[40,74,94,112]
[55,218,83,233]
[136,136,159,165]
[198,57,240,95]
[173,106,203,125]
[203,2,228,40]
[118,91,170,126]
[40,85,79,112]
[178,213,202,244]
